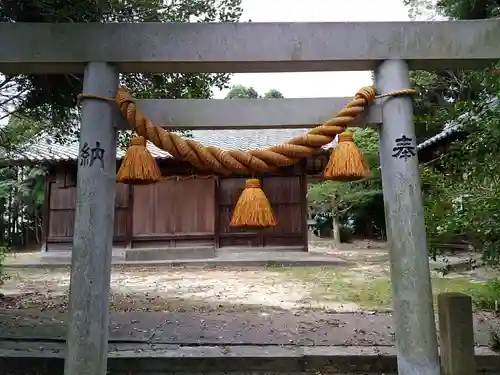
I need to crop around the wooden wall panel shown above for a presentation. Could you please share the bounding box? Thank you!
[131,185,152,236]
[217,178,252,235]
[217,172,306,249]
[217,178,244,206]
[219,234,262,248]
[50,186,76,210]
[175,178,215,234]
[218,205,236,234]
[266,204,303,234]
[263,176,302,204]
[113,209,129,240]
[153,180,176,235]
[132,176,216,246]
[45,162,307,250]
[132,182,174,236]
[46,168,131,245]
[263,176,302,235]
[49,210,75,238]
[115,183,129,208]
[48,184,76,240]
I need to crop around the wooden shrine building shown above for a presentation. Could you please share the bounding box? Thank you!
[9,129,333,259]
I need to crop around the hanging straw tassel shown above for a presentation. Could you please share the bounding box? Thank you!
[230,178,277,229]
[116,135,161,185]
[323,131,370,182]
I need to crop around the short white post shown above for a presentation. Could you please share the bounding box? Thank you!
[375,59,440,375]
[64,62,118,375]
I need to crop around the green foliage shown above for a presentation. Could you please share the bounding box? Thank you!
[263,89,284,99]
[0,0,243,143]
[225,85,284,99]
[0,246,9,284]
[339,225,354,242]
[469,279,500,311]
[307,128,385,238]
[403,0,500,19]
[226,85,260,99]
[406,0,500,265]
[435,0,500,19]
[0,117,46,287]
[421,90,500,263]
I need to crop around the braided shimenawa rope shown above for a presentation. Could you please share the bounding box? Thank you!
[79,87,417,175]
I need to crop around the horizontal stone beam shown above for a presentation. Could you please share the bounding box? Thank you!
[115,98,382,130]
[1,21,499,74]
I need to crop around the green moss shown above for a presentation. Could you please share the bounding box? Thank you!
[468,279,500,310]
[275,266,487,310]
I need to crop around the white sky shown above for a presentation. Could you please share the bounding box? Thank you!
[0,0,414,126]
[213,0,411,99]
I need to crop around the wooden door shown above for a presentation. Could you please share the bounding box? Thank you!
[131,176,215,247]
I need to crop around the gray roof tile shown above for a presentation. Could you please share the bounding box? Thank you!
[5,129,336,163]
[417,97,499,151]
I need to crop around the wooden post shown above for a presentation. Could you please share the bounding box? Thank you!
[64,62,118,375]
[376,59,440,375]
[331,193,340,248]
[42,173,51,251]
[300,159,309,251]
[126,181,134,249]
[438,293,476,375]
[214,175,220,249]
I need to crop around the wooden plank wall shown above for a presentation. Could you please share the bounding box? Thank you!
[46,167,129,250]
[45,162,307,251]
[131,176,216,248]
[217,173,306,249]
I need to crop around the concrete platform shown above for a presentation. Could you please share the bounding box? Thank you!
[1,311,499,374]
[2,343,500,375]
[4,249,350,268]
[2,311,498,347]
[124,246,216,261]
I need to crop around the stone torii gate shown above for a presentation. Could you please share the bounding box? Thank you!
[1,20,499,375]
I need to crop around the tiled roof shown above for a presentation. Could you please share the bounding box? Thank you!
[417,123,462,151]
[4,129,335,163]
[8,95,498,163]
[417,97,499,151]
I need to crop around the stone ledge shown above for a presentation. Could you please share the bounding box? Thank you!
[1,344,498,374]
[125,247,216,261]
[4,253,351,269]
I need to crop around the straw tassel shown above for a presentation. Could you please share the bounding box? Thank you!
[116,135,161,185]
[323,131,370,182]
[230,178,277,229]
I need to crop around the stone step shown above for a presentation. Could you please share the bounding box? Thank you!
[125,246,216,261]
[0,342,498,375]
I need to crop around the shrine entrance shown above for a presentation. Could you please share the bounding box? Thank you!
[0,19,498,375]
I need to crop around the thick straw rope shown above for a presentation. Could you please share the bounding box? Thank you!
[79,87,416,175]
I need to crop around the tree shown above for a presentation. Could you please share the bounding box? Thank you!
[403,0,500,20]
[308,127,385,241]
[263,89,284,99]
[0,117,46,249]
[404,0,500,265]
[226,85,260,99]
[0,1,245,280]
[0,0,243,144]
[225,85,284,99]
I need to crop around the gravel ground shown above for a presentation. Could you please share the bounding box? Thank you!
[1,239,496,314]
[1,265,312,313]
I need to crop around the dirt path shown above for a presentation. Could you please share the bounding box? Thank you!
[2,240,499,375]
[1,266,315,313]
[2,239,498,314]
[2,255,495,314]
